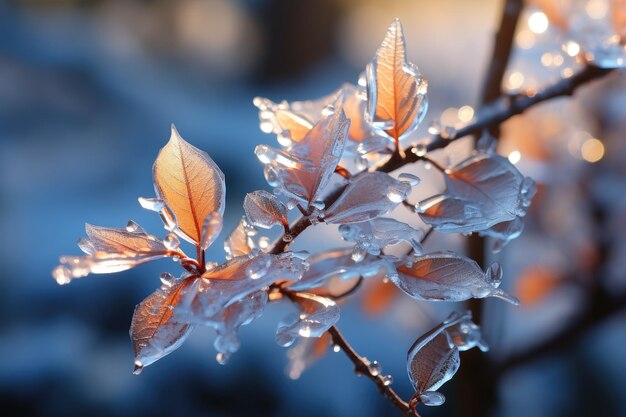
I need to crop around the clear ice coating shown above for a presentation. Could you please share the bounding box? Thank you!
[288,248,396,292]
[339,218,424,262]
[393,252,519,304]
[223,216,258,260]
[53,223,172,285]
[130,278,195,373]
[254,83,388,158]
[365,19,429,142]
[255,95,350,209]
[175,252,308,325]
[200,212,224,250]
[323,172,412,224]
[243,190,289,230]
[275,293,340,347]
[406,311,484,405]
[285,334,331,380]
[418,148,536,237]
[479,216,525,253]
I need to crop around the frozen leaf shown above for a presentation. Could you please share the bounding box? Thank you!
[285,333,331,380]
[130,278,195,374]
[244,190,289,230]
[256,95,350,208]
[479,216,525,253]
[289,248,395,292]
[418,152,536,234]
[153,125,226,245]
[393,252,519,304]
[53,223,173,285]
[177,252,308,323]
[323,172,412,224]
[365,19,428,146]
[224,216,258,260]
[276,293,340,347]
[339,218,424,262]
[200,212,223,250]
[407,311,484,405]
[254,84,381,152]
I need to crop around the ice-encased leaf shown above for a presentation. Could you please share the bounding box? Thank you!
[244,190,289,230]
[52,223,172,285]
[254,84,381,152]
[289,248,395,292]
[418,151,536,234]
[255,95,350,208]
[152,125,226,245]
[366,19,428,144]
[339,218,424,262]
[176,252,307,323]
[276,293,340,347]
[130,278,195,374]
[407,311,486,403]
[224,216,258,260]
[285,333,331,380]
[393,252,519,304]
[479,216,525,253]
[323,172,412,224]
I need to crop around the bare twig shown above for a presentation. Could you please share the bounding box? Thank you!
[327,325,421,417]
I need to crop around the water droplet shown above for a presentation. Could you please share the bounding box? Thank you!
[242,217,258,236]
[382,375,393,386]
[126,220,140,233]
[419,391,445,406]
[160,272,175,287]
[333,345,341,353]
[264,165,280,187]
[283,234,293,243]
[260,121,274,134]
[368,360,382,376]
[138,197,164,212]
[428,120,441,135]
[205,261,218,271]
[163,233,180,250]
[52,265,72,285]
[321,105,335,116]
[172,255,181,262]
[351,247,366,262]
[298,325,312,337]
[386,189,406,203]
[277,131,293,147]
[216,352,230,365]
[312,200,325,210]
[412,143,427,157]
[355,155,369,170]
[398,173,421,186]
[133,361,143,375]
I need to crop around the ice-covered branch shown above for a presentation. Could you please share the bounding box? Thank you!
[327,325,421,417]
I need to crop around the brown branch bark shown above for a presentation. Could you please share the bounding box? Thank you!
[327,325,421,417]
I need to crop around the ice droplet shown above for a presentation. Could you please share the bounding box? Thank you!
[412,144,427,157]
[312,200,325,210]
[420,391,446,406]
[126,220,140,233]
[260,121,273,134]
[52,265,72,285]
[216,352,230,365]
[333,345,341,353]
[398,173,421,186]
[387,188,406,203]
[355,154,369,170]
[368,360,382,376]
[321,104,335,116]
[264,165,280,187]
[258,236,270,249]
[133,361,143,375]
[428,120,441,135]
[382,375,393,386]
[163,233,180,250]
[138,197,164,212]
[160,272,175,287]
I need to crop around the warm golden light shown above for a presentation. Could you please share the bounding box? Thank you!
[528,11,549,34]
[581,138,605,163]
[586,0,608,19]
[507,72,525,89]
[564,41,581,57]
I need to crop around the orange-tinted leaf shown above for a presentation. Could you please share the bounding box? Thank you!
[366,19,428,144]
[223,216,257,260]
[130,278,195,373]
[85,222,166,254]
[153,125,225,245]
[244,190,289,230]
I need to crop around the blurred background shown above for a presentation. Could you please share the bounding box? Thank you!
[1,0,625,416]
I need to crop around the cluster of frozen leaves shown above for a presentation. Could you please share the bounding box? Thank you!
[534,0,626,68]
[53,18,537,411]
